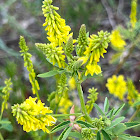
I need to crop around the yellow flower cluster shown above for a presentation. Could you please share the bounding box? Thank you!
[79,31,110,76]
[130,0,137,28]
[42,0,71,46]
[68,77,76,90]
[106,75,127,100]
[110,30,126,50]
[36,43,65,68]
[59,97,72,114]
[12,97,56,133]
[1,78,12,115]
[127,78,140,105]
[19,36,40,98]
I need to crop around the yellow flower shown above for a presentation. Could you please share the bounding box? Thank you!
[127,78,140,105]
[78,56,89,65]
[42,0,71,46]
[106,75,127,100]
[110,30,126,50]
[68,77,76,90]
[59,97,73,114]
[130,0,137,28]
[12,97,56,133]
[85,63,101,76]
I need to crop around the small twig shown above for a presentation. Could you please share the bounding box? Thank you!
[128,107,140,122]
[117,0,127,24]
[101,0,116,29]
[117,0,124,16]
[114,43,135,75]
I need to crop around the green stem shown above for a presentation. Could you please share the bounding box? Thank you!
[0,106,3,121]
[0,132,4,140]
[0,112,3,121]
[128,107,140,122]
[49,133,53,140]
[35,90,40,100]
[74,75,92,123]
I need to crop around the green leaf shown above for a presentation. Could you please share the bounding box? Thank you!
[76,120,93,128]
[119,134,140,140]
[51,121,70,133]
[106,117,125,130]
[106,108,114,118]
[0,87,4,90]
[69,132,82,138]
[111,123,126,135]
[46,58,59,67]
[97,131,101,140]
[0,120,11,124]
[93,103,105,116]
[0,120,13,132]
[0,38,19,57]
[37,70,65,78]
[101,129,111,140]
[111,103,125,120]
[124,122,140,129]
[133,101,140,107]
[58,127,69,140]
[58,126,72,140]
[104,97,109,113]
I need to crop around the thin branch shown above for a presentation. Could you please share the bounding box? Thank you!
[101,0,116,29]
[114,43,135,75]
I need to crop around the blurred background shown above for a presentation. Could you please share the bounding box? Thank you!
[0,0,140,139]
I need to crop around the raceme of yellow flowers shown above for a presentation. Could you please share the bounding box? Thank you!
[106,75,127,100]
[1,78,12,116]
[19,36,40,98]
[35,0,111,76]
[130,0,137,28]
[35,43,66,68]
[12,97,56,133]
[110,29,126,51]
[42,0,72,46]
[106,75,140,105]
[78,30,110,76]
[127,78,140,105]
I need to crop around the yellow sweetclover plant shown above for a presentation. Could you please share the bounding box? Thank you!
[10,0,140,139]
